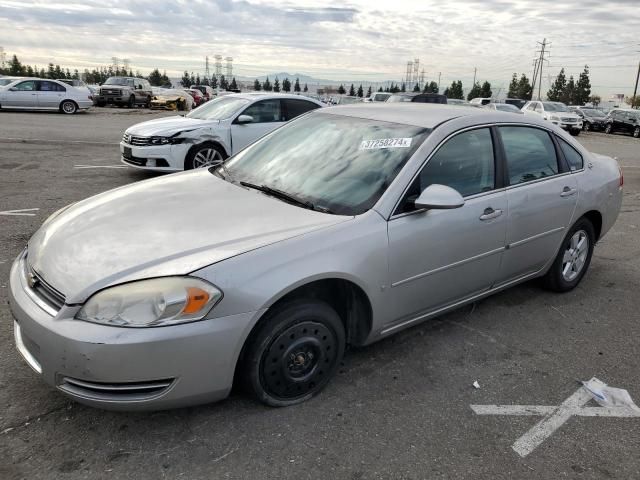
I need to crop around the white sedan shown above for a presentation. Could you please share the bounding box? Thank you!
[120,93,324,171]
[0,78,93,114]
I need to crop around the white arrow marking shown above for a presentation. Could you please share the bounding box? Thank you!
[74,164,128,169]
[471,378,640,457]
[0,208,40,216]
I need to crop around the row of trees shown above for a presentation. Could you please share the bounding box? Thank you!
[547,67,592,106]
[252,76,309,93]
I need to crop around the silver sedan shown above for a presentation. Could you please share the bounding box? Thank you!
[9,105,623,410]
[0,78,93,114]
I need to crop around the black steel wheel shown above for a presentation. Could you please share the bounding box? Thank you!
[605,123,612,134]
[127,95,135,108]
[634,127,640,138]
[241,299,345,407]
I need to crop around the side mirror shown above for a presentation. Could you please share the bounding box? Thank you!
[414,184,465,210]
[236,114,254,124]
[9,87,17,91]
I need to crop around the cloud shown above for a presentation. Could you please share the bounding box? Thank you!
[0,0,638,97]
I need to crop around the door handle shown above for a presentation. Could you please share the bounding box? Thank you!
[479,207,503,221]
[560,186,577,197]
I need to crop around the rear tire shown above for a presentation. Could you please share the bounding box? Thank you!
[583,122,590,132]
[127,95,135,108]
[605,124,612,134]
[569,128,580,136]
[96,100,106,107]
[542,218,595,293]
[241,299,346,407]
[60,100,78,114]
[634,127,640,138]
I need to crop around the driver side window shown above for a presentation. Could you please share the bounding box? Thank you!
[399,128,495,213]
[13,81,36,91]
[240,100,283,123]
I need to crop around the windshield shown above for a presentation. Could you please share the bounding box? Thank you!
[542,102,569,112]
[495,104,520,112]
[581,108,605,117]
[186,96,250,120]
[387,95,413,103]
[219,113,430,215]
[0,79,15,86]
[104,77,131,86]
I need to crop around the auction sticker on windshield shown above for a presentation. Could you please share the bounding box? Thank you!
[359,138,412,150]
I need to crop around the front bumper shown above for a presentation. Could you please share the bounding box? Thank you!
[8,253,260,410]
[550,120,583,130]
[119,141,188,172]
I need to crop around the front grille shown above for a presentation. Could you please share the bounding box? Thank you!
[122,133,150,146]
[101,88,122,95]
[59,377,174,402]
[24,259,65,313]
[122,155,147,166]
[561,117,577,123]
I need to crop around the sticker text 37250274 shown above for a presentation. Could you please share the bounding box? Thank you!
[359,138,413,150]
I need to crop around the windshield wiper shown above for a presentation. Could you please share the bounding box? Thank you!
[240,181,331,213]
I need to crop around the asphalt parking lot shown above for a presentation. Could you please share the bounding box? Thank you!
[1,109,639,480]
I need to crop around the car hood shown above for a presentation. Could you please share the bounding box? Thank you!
[27,171,349,303]
[126,116,217,136]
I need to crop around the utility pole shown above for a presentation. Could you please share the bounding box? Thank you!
[438,72,441,89]
[534,38,550,100]
[473,67,477,86]
[530,58,539,100]
[633,60,640,108]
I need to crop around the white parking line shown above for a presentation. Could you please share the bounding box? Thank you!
[0,208,40,216]
[471,378,640,457]
[74,165,128,169]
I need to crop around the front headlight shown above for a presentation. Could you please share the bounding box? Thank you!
[149,135,184,145]
[550,115,560,121]
[76,277,223,327]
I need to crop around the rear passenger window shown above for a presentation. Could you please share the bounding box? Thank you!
[499,126,558,185]
[39,81,65,92]
[418,128,495,197]
[558,138,584,171]
[241,100,283,123]
[283,99,320,121]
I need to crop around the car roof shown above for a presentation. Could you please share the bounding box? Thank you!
[320,103,505,128]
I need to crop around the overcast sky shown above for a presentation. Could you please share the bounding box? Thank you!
[1,0,638,97]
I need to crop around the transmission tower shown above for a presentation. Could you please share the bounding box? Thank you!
[0,47,6,71]
[532,38,551,100]
[122,58,130,73]
[413,59,420,86]
[405,61,413,84]
[225,57,233,79]
[420,69,426,89]
[111,57,120,70]
[214,55,222,78]
[205,56,210,79]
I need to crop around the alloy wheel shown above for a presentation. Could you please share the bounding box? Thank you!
[562,230,589,282]
[61,101,76,114]
[260,321,337,400]
[192,148,223,168]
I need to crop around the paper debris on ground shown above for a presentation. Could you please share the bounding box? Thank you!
[473,380,480,389]
[582,377,640,411]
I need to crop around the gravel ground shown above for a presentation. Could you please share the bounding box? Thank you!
[0,110,639,480]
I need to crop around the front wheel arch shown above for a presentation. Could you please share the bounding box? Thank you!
[184,141,228,170]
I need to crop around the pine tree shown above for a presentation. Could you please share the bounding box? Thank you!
[561,76,576,105]
[575,66,591,106]
[517,74,532,100]
[195,74,201,85]
[180,71,191,87]
[547,68,567,101]
[303,83,308,92]
[338,84,346,94]
[508,73,519,98]
[467,82,482,101]
[413,83,420,92]
[282,78,291,92]
[229,77,238,90]
[423,81,439,94]
[400,82,406,92]
[73,69,79,80]
[9,55,24,75]
[211,76,218,89]
[366,86,372,98]
[480,81,492,98]
[26,65,34,77]
[220,75,228,89]
[294,78,301,92]
[349,84,356,96]
[263,77,272,91]
[357,85,363,98]
[273,77,280,92]
[254,79,262,91]
[378,87,383,92]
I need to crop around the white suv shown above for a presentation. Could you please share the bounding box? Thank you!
[522,101,583,136]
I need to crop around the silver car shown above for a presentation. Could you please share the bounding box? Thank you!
[9,105,623,410]
[0,78,93,114]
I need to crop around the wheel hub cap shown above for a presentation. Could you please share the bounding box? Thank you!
[193,148,223,168]
[562,230,589,282]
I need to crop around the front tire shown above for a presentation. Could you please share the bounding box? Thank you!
[241,299,346,407]
[634,127,640,138]
[542,218,595,292]
[127,95,135,108]
[184,143,226,170]
[60,100,78,114]
[605,124,612,134]
[583,122,591,132]
[569,128,581,136]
